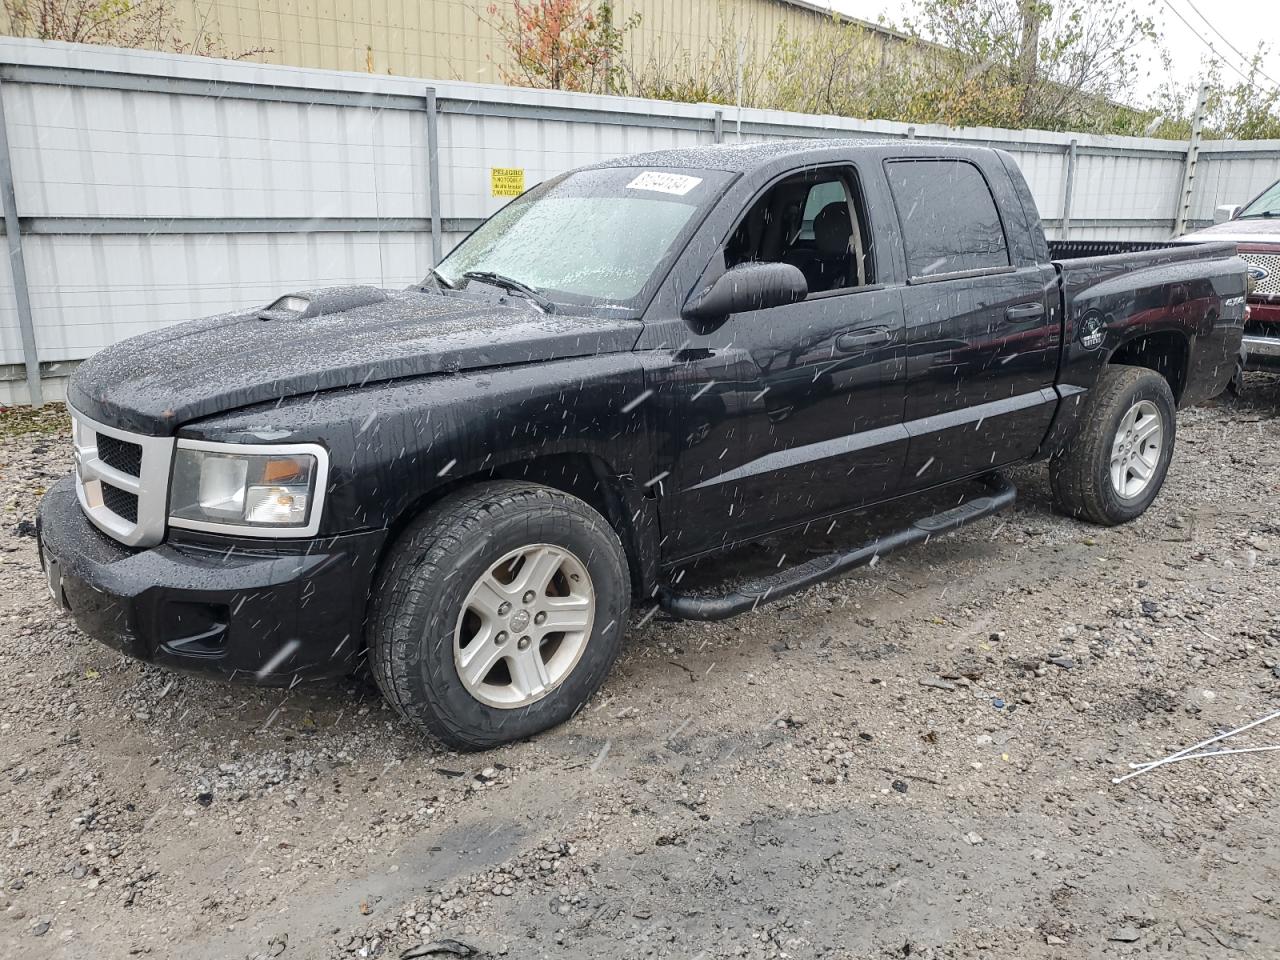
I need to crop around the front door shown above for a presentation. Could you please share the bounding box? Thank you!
[657,164,908,562]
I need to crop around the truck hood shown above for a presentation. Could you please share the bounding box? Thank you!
[68,286,644,435]
[1181,218,1280,245]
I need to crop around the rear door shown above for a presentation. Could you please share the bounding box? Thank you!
[887,158,1060,489]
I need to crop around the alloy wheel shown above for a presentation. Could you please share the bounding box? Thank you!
[452,543,595,708]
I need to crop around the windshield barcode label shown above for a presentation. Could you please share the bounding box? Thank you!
[626,172,703,195]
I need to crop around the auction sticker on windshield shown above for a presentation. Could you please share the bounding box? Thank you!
[626,171,703,195]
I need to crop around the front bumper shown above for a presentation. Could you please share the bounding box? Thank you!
[1243,331,1280,371]
[37,475,385,684]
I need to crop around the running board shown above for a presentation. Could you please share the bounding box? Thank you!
[658,474,1017,621]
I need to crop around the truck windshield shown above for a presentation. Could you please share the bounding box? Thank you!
[1239,179,1280,218]
[432,166,732,312]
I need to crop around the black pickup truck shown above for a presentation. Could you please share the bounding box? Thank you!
[38,141,1246,749]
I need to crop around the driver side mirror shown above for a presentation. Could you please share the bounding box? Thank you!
[683,262,808,325]
[1214,204,1242,224]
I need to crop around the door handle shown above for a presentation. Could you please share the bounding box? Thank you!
[836,326,891,351]
[1005,302,1046,322]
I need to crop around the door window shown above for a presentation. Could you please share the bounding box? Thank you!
[885,159,1010,279]
[724,167,874,294]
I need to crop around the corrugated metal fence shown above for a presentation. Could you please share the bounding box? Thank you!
[2,37,1278,405]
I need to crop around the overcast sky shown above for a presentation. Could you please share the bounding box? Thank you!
[822,0,1280,110]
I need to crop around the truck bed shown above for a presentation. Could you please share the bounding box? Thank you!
[1050,238,1246,411]
[1050,239,1280,374]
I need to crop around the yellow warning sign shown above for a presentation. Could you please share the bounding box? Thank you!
[490,167,525,197]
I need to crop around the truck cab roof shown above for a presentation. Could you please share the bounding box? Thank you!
[589,138,1014,176]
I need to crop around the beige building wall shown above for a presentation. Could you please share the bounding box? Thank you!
[158,0,915,86]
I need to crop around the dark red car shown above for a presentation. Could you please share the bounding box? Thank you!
[1183,178,1280,372]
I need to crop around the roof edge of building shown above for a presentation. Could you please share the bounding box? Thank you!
[776,0,947,53]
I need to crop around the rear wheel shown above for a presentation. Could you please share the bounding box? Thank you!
[1049,365,1177,525]
[368,482,629,750]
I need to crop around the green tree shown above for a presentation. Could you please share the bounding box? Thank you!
[1145,51,1280,141]
[903,0,1159,131]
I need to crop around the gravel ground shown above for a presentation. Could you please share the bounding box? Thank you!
[2,379,1279,960]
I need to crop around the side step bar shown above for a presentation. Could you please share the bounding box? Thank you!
[658,473,1017,621]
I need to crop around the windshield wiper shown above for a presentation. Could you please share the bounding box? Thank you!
[418,267,454,292]
[462,270,556,313]
[1237,211,1276,219]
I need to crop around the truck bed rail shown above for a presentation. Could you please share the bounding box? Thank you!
[1049,240,1180,260]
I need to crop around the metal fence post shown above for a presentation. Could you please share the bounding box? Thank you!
[1060,139,1078,240]
[0,78,40,406]
[1173,82,1209,238]
[713,109,723,144]
[425,86,443,266]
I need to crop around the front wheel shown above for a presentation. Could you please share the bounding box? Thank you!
[368,482,629,750]
[1049,365,1177,526]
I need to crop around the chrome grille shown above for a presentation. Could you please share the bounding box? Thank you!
[1241,252,1280,297]
[71,408,174,548]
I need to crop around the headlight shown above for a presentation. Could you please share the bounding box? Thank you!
[168,440,329,537]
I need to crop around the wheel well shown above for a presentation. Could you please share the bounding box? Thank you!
[377,454,647,600]
[1107,331,1190,403]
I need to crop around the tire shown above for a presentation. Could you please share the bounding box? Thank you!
[368,481,629,750]
[1049,364,1177,526]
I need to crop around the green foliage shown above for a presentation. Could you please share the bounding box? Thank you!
[3,0,267,58]
[480,1,1280,140]
[1145,53,1280,141]
[757,16,1042,129]
[765,20,912,119]
[620,36,752,107]
[616,4,1153,136]
[490,0,1161,136]
[5,0,180,48]
[900,0,1158,132]
[485,0,640,95]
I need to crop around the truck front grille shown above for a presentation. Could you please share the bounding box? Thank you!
[100,484,139,523]
[1242,252,1280,297]
[96,433,143,476]
[71,408,175,548]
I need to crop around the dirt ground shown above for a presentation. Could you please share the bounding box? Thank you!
[2,378,1279,960]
